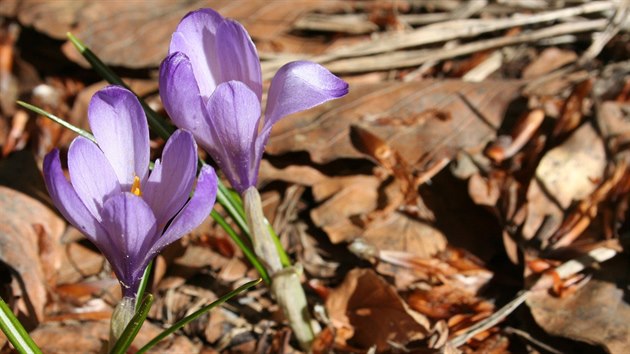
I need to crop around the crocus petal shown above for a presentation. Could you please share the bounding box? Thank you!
[101,193,157,296]
[263,61,348,135]
[215,19,262,99]
[88,86,150,189]
[146,165,217,262]
[159,52,211,146]
[43,150,109,246]
[169,8,224,97]
[44,150,126,283]
[159,52,216,157]
[143,129,197,230]
[205,81,261,192]
[68,137,121,220]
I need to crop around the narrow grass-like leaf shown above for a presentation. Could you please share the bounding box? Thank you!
[268,221,291,267]
[136,279,261,354]
[211,210,269,283]
[17,101,95,143]
[222,186,290,267]
[109,294,154,354]
[0,297,42,354]
[66,33,173,140]
[135,261,153,312]
[216,183,250,235]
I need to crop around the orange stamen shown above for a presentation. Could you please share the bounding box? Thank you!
[131,176,142,196]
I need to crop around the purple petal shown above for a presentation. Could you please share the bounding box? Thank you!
[101,193,157,296]
[147,165,217,261]
[88,86,150,189]
[159,52,211,147]
[169,8,225,97]
[205,81,261,192]
[44,150,123,278]
[263,61,348,134]
[43,150,109,246]
[67,137,121,220]
[216,19,262,99]
[143,129,197,230]
[257,62,347,170]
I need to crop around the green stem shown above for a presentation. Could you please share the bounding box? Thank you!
[216,181,250,236]
[17,101,95,143]
[211,210,270,283]
[0,297,42,354]
[268,220,291,267]
[109,294,153,354]
[135,261,153,311]
[67,33,173,140]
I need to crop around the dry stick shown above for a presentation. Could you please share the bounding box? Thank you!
[293,14,378,35]
[404,1,488,81]
[578,2,629,66]
[400,0,488,27]
[503,327,564,354]
[261,1,615,77]
[328,0,614,57]
[448,247,618,348]
[325,19,608,73]
[524,3,627,94]
[462,51,503,82]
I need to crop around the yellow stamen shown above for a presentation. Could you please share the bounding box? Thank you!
[131,176,142,196]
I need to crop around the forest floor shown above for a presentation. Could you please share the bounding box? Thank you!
[1,1,629,353]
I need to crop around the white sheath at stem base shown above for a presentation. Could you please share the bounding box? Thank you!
[243,187,315,351]
[109,296,136,350]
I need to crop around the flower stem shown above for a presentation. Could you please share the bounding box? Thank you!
[242,187,315,350]
[109,296,136,351]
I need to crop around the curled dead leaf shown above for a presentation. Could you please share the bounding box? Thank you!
[326,268,430,352]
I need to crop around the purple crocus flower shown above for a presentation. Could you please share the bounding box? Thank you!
[43,85,218,298]
[159,8,348,193]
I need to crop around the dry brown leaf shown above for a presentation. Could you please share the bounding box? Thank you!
[597,101,630,138]
[30,318,200,353]
[0,151,65,325]
[376,248,493,294]
[528,278,630,354]
[297,224,340,279]
[258,159,327,187]
[551,79,593,138]
[56,240,105,285]
[310,175,380,244]
[268,80,522,166]
[363,212,447,259]
[521,178,564,244]
[326,268,429,352]
[522,47,577,79]
[536,123,606,209]
[468,173,501,207]
[0,0,345,68]
[407,284,494,321]
[484,109,545,163]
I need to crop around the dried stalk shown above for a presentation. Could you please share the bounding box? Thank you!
[261,1,616,77]
[325,19,607,73]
